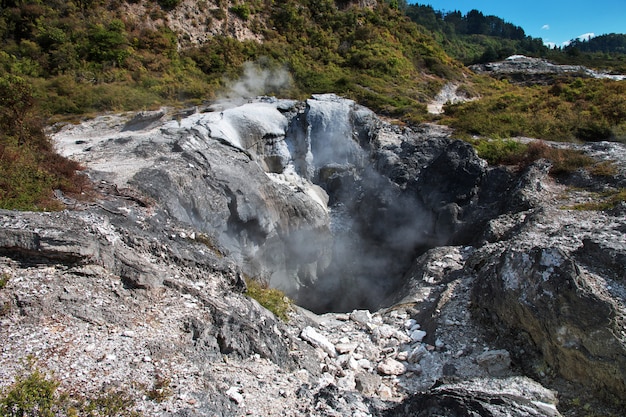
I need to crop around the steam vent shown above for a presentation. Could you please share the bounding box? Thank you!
[2,94,625,416]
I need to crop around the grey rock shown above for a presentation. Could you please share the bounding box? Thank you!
[377,358,406,376]
[475,350,511,376]
[471,246,626,399]
[384,376,562,417]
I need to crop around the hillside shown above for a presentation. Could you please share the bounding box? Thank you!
[0,0,462,117]
[1,0,626,209]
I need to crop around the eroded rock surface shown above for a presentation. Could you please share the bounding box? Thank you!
[1,95,625,415]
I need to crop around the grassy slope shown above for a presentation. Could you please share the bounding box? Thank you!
[0,0,461,209]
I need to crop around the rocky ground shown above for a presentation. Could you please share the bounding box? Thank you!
[1,96,625,416]
[470,55,626,84]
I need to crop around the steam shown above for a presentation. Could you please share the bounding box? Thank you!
[217,61,292,108]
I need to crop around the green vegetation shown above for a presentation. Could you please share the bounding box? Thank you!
[0,360,142,416]
[407,4,626,73]
[0,364,59,417]
[146,375,172,403]
[0,272,9,289]
[0,0,624,210]
[245,276,292,321]
[471,139,595,175]
[442,77,626,143]
[0,74,89,210]
[0,0,463,209]
[406,4,546,65]
[568,188,626,211]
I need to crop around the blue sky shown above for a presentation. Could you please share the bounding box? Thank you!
[411,1,626,47]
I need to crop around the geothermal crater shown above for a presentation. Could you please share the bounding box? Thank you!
[55,94,511,314]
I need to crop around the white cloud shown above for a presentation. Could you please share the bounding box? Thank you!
[541,24,550,30]
[577,32,595,41]
[544,41,557,48]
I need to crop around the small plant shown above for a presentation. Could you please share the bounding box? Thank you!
[589,160,618,177]
[83,390,140,417]
[146,375,172,403]
[0,272,9,289]
[0,361,60,417]
[245,276,292,322]
[0,360,142,416]
[568,188,626,211]
[230,4,251,20]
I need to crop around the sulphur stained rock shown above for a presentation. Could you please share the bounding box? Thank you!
[471,246,626,400]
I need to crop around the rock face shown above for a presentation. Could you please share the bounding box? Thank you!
[470,224,626,402]
[1,95,625,415]
[52,94,523,313]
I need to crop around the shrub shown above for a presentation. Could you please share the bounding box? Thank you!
[157,0,181,10]
[230,4,251,21]
[0,272,9,289]
[245,276,292,322]
[146,375,172,403]
[472,139,595,176]
[472,138,528,165]
[0,363,59,417]
[0,361,144,417]
[569,188,626,211]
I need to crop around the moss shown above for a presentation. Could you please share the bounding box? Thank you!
[245,277,292,322]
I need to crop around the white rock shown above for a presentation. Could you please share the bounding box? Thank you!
[335,342,357,354]
[336,372,356,390]
[476,349,511,376]
[357,359,372,370]
[410,330,427,343]
[301,326,337,357]
[350,310,372,326]
[404,319,417,329]
[121,330,135,337]
[380,324,397,338]
[377,383,394,400]
[377,358,406,376]
[226,387,244,405]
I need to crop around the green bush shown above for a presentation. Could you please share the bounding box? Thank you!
[0,364,59,417]
[230,4,251,21]
[472,138,528,165]
[245,277,292,322]
[0,273,9,289]
[0,361,143,416]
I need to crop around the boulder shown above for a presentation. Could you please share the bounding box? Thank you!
[471,246,626,400]
[384,377,561,417]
